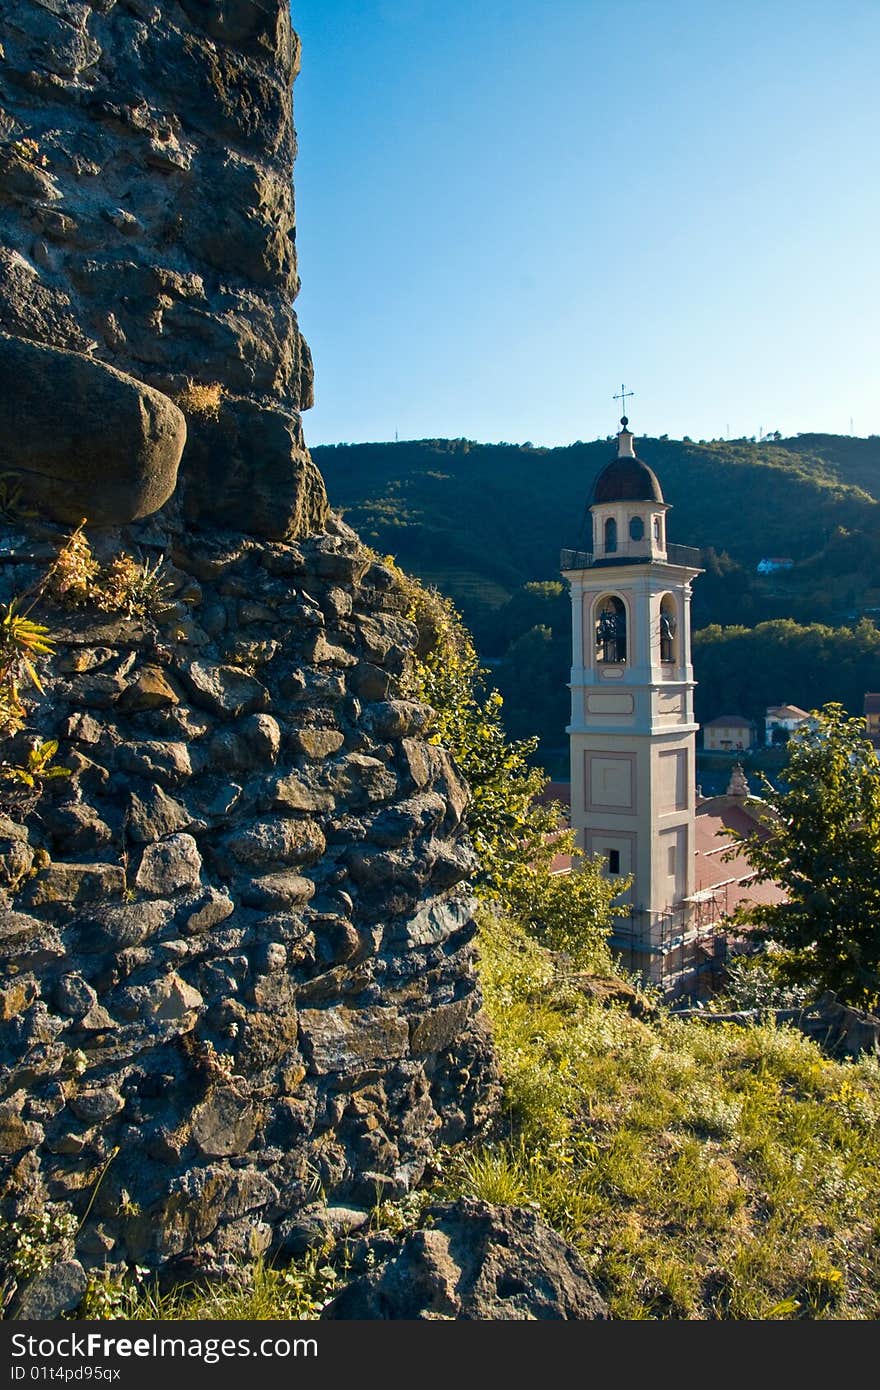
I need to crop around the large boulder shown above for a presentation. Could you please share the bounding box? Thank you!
[0,332,185,525]
[322,1200,610,1320]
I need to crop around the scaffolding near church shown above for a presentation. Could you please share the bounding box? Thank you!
[610,893,732,1000]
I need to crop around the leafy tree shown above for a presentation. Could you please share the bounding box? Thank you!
[729,703,880,1008]
[391,558,621,962]
[402,579,559,901]
[502,844,619,973]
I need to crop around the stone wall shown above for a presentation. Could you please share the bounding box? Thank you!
[0,2,502,1288]
[0,0,326,538]
[0,513,498,1276]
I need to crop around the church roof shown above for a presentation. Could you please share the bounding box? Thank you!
[590,423,665,505]
[692,798,787,915]
[592,456,665,505]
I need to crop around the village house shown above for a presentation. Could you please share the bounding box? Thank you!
[765,703,811,745]
[702,714,755,752]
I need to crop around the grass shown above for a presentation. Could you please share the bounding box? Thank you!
[77,1251,339,1322]
[444,907,880,1319]
[19,907,879,1322]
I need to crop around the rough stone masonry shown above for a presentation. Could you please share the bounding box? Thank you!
[0,0,327,538]
[0,1,499,1283]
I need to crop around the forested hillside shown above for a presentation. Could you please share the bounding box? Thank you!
[315,434,880,752]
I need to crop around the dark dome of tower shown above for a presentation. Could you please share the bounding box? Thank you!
[591,453,664,505]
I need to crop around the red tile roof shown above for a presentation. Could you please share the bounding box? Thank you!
[535,781,572,809]
[538,782,786,916]
[691,798,786,917]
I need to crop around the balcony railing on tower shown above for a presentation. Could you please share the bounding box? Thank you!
[560,543,703,571]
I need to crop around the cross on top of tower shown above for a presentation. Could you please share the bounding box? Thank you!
[613,383,634,426]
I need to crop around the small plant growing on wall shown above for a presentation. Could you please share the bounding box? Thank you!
[47,526,174,620]
[0,1205,78,1315]
[46,523,100,607]
[175,379,224,420]
[7,136,49,167]
[100,552,174,619]
[0,737,70,789]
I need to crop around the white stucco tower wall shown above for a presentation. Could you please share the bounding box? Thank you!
[561,419,703,983]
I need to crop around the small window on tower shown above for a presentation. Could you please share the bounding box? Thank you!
[608,849,621,875]
[667,845,676,875]
[629,516,644,541]
[653,516,662,543]
[604,517,618,553]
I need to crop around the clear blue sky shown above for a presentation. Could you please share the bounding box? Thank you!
[291,1,879,448]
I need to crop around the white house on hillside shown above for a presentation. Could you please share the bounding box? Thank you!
[765,703,811,746]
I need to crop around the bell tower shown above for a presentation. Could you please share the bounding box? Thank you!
[561,416,703,985]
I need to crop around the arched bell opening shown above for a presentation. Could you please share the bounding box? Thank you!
[595,594,627,664]
[659,593,679,665]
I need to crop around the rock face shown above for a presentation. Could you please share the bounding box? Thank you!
[10,1260,89,1321]
[323,1200,610,1320]
[0,0,327,538]
[0,515,499,1279]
